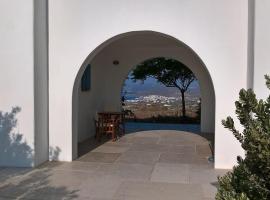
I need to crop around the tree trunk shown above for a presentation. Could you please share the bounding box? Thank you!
[181,91,186,118]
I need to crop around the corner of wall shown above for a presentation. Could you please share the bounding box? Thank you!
[33,0,49,166]
[247,0,255,89]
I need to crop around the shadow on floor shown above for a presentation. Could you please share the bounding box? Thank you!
[78,135,113,158]
[0,164,79,199]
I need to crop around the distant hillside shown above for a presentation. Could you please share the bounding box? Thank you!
[122,77,200,99]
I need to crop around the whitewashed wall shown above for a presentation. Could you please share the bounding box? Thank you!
[254,0,270,99]
[0,0,49,167]
[0,0,35,167]
[49,0,248,168]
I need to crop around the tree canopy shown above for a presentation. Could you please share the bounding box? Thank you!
[131,57,196,93]
[131,57,197,117]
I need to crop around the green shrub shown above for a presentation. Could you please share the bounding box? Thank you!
[216,75,270,200]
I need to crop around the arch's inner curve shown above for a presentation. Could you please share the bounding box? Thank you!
[72,31,215,160]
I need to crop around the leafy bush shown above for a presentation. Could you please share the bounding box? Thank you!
[216,75,270,200]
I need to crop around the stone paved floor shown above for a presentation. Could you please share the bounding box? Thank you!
[0,130,228,200]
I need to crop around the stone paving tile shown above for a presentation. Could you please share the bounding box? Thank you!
[189,163,214,170]
[4,169,88,199]
[0,184,28,199]
[158,130,190,137]
[51,161,101,173]
[0,169,48,198]
[159,131,201,139]
[92,145,130,154]
[186,136,209,144]
[168,145,196,154]
[159,152,209,165]
[0,167,32,186]
[196,144,212,157]
[150,163,189,183]
[188,167,228,185]
[102,142,132,148]
[201,184,218,199]
[189,168,219,184]
[94,163,153,181]
[89,198,121,200]
[131,137,159,144]
[21,190,79,200]
[76,152,121,163]
[158,137,196,145]
[0,197,15,200]
[131,130,163,138]
[113,181,203,200]
[116,151,160,165]
[160,134,209,146]
[37,169,87,190]
[78,176,122,199]
[128,143,170,153]
[75,198,121,200]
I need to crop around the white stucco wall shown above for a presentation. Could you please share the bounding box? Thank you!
[49,0,247,168]
[0,0,35,167]
[254,0,270,99]
[0,0,49,167]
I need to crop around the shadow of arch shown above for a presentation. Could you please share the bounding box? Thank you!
[72,30,216,160]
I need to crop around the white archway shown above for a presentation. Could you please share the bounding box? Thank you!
[72,31,215,161]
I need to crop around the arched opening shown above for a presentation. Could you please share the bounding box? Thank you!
[121,57,201,134]
[72,31,215,163]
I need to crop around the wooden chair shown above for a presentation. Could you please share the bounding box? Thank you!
[94,112,126,142]
[99,114,118,141]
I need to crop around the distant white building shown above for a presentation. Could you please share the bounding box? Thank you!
[133,95,179,104]
[0,0,269,168]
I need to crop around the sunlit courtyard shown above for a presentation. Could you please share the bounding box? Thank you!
[1,1,269,199]
[0,130,227,200]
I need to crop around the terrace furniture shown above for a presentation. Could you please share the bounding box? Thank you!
[96,111,125,141]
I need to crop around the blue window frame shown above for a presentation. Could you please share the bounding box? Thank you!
[81,64,91,91]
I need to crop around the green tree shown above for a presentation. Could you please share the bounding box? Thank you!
[216,75,270,200]
[131,57,196,118]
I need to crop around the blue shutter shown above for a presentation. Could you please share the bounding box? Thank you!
[81,64,91,91]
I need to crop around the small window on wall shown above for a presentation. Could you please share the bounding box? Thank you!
[81,64,91,91]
